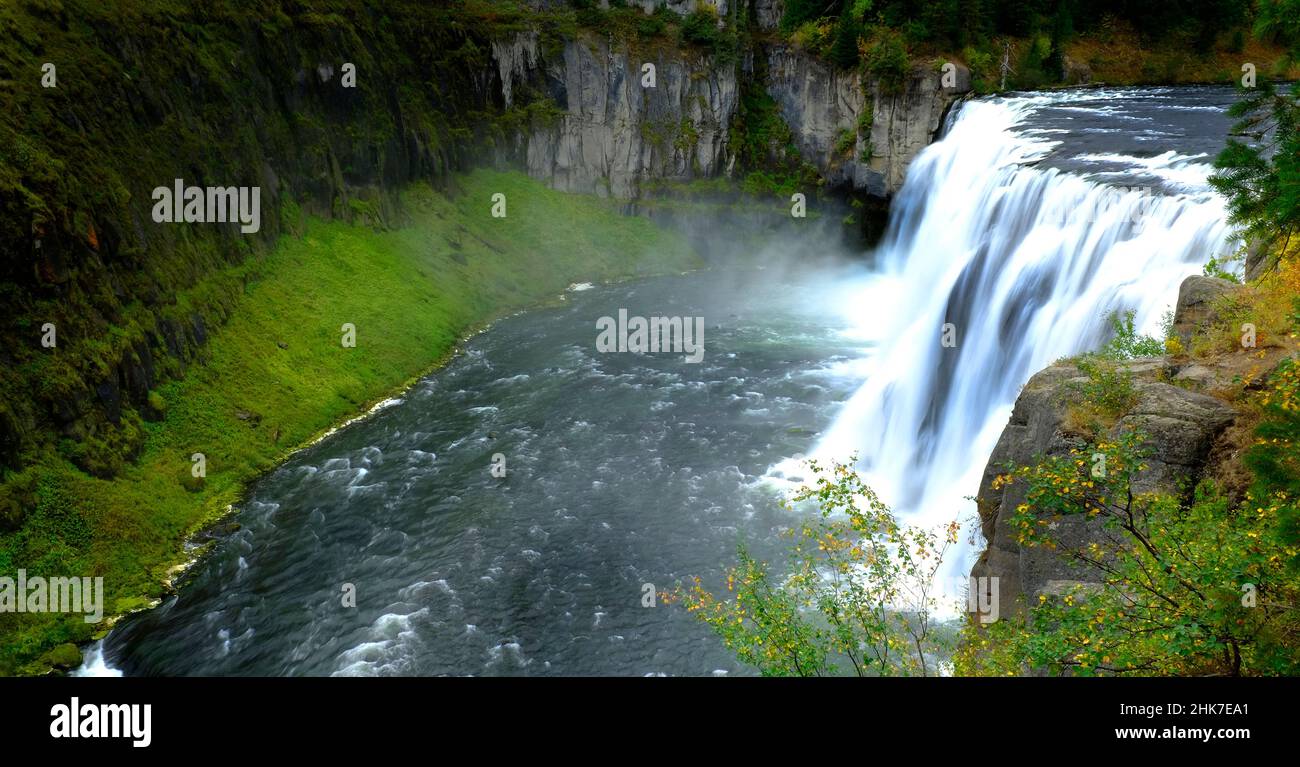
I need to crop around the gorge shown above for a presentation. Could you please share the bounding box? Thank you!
[88,85,1246,676]
[2,0,1298,678]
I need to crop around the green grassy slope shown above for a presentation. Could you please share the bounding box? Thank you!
[0,169,699,675]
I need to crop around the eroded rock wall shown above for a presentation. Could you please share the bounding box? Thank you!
[492,25,968,200]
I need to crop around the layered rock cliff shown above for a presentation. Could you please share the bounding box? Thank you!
[970,358,1238,613]
[765,45,969,196]
[970,276,1285,615]
[491,15,969,199]
[505,34,740,198]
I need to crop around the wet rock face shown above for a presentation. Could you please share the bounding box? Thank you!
[970,357,1239,617]
[765,44,866,189]
[866,63,971,195]
[765,48,969,196]
[493,31,967,201]
[519,37,739,198]
[753,0,783,30]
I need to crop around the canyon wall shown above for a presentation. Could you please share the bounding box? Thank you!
[492,28,969,199]
[765,45,969,196]
[500,34,740,198]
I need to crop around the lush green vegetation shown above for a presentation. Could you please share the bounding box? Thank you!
[1,0,553,487]
[676,459,959,676]
[0,170,698,674]
[1211,81,1300,258]
[958,429,1300,675]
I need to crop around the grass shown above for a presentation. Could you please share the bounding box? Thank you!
[0,168,700,675]
[1192,240,1300,359]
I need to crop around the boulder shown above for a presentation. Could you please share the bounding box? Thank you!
[1171,275,1239,347]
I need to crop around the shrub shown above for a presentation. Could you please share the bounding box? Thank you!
[834,128,856,157]
[789,19,835,56]
[865,31,910,95]
[1063,357,1138,437]
[147,390,167,416]
[828,10,860,69]
[1098,310,1166,360]
[1246,358,1300,572]
[677,458,960,676]
[857,103,873,135]
[779,0,828,35]
[961,431,1300,676]
[962,44,994,83]
[680,9,718,47]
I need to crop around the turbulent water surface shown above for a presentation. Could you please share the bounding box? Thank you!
[94,85,1238,676]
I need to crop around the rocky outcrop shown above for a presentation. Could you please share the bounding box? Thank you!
[753,0,783,30]
[1245,235,1278,281]
[970,357,1239,616]
[763,46,969,196]
[765,44,866,190]
[865,63,970,196]
[1171,275,1238,347]
[971,276,1258,615]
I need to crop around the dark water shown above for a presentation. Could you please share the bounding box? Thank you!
[102,267,870,676]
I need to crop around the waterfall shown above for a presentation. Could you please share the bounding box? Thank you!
[72,640,123,677]
[795,94,1236,600]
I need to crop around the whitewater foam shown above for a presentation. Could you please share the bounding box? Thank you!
[776,92,1236,615]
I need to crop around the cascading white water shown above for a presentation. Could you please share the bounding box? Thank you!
[791,93,1237,601]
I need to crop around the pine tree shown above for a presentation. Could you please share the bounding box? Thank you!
[829,3,861,68]
[1209,81,1300,253]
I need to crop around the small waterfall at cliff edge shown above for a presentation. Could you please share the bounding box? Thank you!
[772,91,1237,608]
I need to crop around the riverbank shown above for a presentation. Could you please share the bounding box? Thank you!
[0,169,699,675]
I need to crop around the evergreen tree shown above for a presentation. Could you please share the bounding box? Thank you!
[1255,0,1300,60]
[829,2,861,68]
[779,0,831,34]
[1209,81,1300,253]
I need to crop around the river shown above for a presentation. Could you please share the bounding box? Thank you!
[83,85,1239,676]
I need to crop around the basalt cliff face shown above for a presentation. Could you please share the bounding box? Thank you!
[765,44,970,196]
[497,32,740,199]
[494,4,969,199]
[970,276,1283,616]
